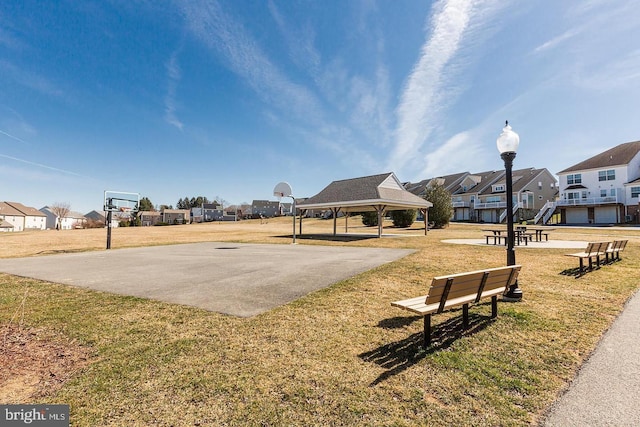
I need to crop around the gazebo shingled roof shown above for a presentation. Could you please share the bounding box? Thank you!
[296,172,432,237]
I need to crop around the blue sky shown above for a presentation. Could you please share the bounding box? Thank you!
[1,0,639,213]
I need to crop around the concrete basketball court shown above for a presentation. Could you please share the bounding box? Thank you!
[0,242,414,317]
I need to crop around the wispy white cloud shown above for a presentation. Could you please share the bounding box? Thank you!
[0,129,28,144]
[0,153,83,177]
[177,0,387,172]
[423,130,481,175]
[534,28,581,53]
[267,0,321,76]
[575,49,640,90]
[178,1,322,122]
[388,0,501,176]
[164,47,184,130]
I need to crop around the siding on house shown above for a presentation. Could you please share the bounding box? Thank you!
[0,202,24,232]
[251,200,281,218]
[0,201,48,231]
[557,140,640,224]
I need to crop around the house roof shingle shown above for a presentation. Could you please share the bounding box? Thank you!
[5,202,47,217]
[558,141,640,174]
[0,202,24,217]
[405,172,469,196]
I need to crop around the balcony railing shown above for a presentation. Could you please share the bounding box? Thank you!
[451,201,470,208]
[556,196,619,207]
[473,201,507,209]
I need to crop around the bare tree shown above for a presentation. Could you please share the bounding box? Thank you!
[50,202,71,230]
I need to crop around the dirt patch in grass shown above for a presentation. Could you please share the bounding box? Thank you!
[0,324,92,402]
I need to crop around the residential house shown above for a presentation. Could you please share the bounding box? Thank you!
[251,200,281,218]
[191,203,224,222]
[405,172,469,199]
[450,170,506,222]
[86,210,106,226]
[1,202,47,231]
[40,206,87,229]
[0,219,13,232]
[0,202,25,231]
[86,210,120,228]
[555,140,640,224]
[474,168,557,223]
[407,167,558,224]
[162,209,190,224]
[138,211,162,226]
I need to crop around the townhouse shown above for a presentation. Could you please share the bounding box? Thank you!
[474,168,558,223]
[406,167,558,224]
[553,140,640,224]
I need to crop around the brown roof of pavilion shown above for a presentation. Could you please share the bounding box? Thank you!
[558,140,640,173]
[297,172,432,212]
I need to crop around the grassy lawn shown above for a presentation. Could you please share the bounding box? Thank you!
[1,219,639,426]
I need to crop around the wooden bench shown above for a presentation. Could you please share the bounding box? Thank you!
[391,265,522,347]
[565,242,609,277]
[605,240,628,263]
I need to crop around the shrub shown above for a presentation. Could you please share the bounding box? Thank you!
[361,212,378,226]
[390,209,416,227]
[424,182,453,228]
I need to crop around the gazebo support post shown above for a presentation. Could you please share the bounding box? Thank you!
[422,208,428,235]
[332,207,341,236]
[345,212,349,233]
[375,205,386,238]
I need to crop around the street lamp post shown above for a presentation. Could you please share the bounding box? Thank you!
[497,121,523,301]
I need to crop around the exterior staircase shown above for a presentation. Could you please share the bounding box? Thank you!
[533,201,556,224]
[499,202,522,223]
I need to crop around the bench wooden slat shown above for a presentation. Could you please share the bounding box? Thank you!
[391,265,522,347]
[565,241,612,277]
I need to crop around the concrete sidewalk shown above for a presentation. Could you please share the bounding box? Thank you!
[543,289,640,426]
[0,242,413,317]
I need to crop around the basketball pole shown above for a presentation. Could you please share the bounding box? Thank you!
[106,198,112,249]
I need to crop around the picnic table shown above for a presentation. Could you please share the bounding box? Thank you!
[525,227,554,242]
[482,228,532,246]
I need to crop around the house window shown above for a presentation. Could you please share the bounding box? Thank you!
[598,169,615,181]
[610,189,616,197]
[567,192,580,200]
[486,196,501,203]
[632,187,640,198]
[600,190,607,198]
[493,184,505,192]
[567,174,582,184]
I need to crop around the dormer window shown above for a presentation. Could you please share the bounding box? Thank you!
[492,184,505,192]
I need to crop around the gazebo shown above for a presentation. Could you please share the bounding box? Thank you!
[296,172,433,238]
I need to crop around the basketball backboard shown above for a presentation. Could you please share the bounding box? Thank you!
[273,182,293,199]
[104,190,140,212]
